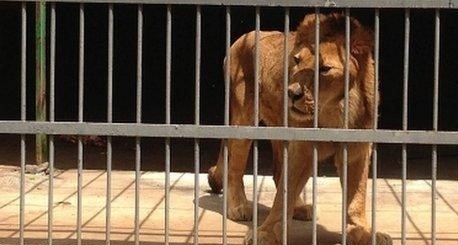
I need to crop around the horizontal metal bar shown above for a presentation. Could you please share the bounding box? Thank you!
[1,121,458,145]
[3,0,458,8]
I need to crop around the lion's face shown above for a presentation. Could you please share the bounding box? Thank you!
[287,14,373,127]
[288,40,359,124]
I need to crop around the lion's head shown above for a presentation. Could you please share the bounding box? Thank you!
[288,13,375,128]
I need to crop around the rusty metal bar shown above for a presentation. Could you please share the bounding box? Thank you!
[35,0,48,164]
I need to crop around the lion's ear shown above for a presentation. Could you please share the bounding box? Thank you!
[351,26,374,56]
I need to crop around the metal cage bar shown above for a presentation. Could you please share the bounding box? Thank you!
[282,11,288,128]
[193,5,201,245]
[312,7,320,245]
[431,8,440,245]
[222,6,230,245]
[371,8,380,245]
[48,3,56,244]
[77,4,85,245]
[401,8,410,245]
[106,4,113,245]
[3,122,458,144]
[134,4,143,245]
[165,5,172,245]
[5,0,458,9]
[19,3,26,245]
[341,8,351,245]
[35,0,47,165]
[252,6,260,245]
[281,8,289,245]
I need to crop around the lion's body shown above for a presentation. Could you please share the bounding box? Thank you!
[227,31,292,127]
[208,13,392,245]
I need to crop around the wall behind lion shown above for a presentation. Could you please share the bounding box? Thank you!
[1,5,457,130]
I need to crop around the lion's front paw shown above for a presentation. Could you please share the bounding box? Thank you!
[207,165,222,193]
[228,201,253,221]
[373,232,392,245]
[347,225,392,245]
[244,229,279,245]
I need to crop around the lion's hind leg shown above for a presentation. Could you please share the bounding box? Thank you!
[208,138,254,221]
[208,79,256,221]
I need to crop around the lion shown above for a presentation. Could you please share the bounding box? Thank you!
[207,13,392,245]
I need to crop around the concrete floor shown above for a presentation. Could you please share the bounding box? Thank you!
[0,166,457,245]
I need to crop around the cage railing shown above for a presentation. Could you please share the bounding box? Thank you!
[0,1,455,245]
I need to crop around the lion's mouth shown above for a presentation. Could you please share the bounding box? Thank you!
[289,100,314,114]
[289,104,315,124]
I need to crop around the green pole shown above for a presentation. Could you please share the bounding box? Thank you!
[36,1,48,164]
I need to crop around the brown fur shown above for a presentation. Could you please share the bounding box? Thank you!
[208,13,392,245]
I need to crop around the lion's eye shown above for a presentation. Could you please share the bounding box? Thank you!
[319,65,332,74]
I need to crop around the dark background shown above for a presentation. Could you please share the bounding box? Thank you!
[0,4,457,179]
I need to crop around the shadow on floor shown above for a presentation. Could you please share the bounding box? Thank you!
[199,194,342,245]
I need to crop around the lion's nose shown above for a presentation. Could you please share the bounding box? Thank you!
[288,83,304,101]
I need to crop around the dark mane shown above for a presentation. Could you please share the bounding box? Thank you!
[295,13,373,56]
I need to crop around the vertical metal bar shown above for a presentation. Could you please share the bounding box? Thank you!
[223,6,230,245]
[371,8,380,245]
[78,5,84,124]
[35,0,48,165]
[19,3,26,245]
[312,12,320,128]
[431,9,440,245]
[373,11,380,135]
[134,109,141,244]
[77,4,85,245]
[49,1,56,158]
[136,7,143,128]
[194,5,201,245]
[21,3,27,124]
[343,12,350,128]
[431,148,437,245]
[401,9,410,245]
[252,6,260,245]
[342,8,350,245]
[433,14,440,134]
[282,11,289,128]
[106,4,113,245]
[165,5,171,245]
[134,4,143,245]
[312,8,320,245]
[48,4,56,245]
[282,8,289,245]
